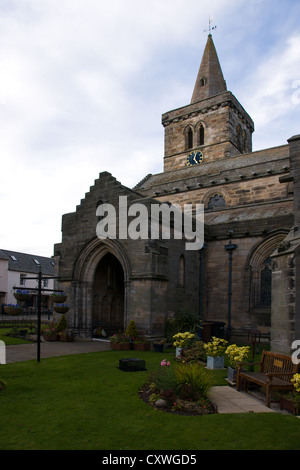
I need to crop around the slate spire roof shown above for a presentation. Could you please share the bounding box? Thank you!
[191,34,227,103]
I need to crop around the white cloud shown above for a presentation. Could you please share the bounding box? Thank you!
[0,0,299,256]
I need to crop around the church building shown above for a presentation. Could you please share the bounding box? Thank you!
[54,34,300,354]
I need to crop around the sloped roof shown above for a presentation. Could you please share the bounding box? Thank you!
[0,249,54,275]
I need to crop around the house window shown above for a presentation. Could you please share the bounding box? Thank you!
[20,274,26,285]
[43,278,49,288]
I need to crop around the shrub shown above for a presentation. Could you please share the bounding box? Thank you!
[56,314,67,333]
[125,320,139,340]
[164,309,200,342]
[175,363,214,401]
[180,341,206,363]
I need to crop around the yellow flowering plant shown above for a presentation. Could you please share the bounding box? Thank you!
[291,373,300,393]
[225,344,250,369]
[204,337,228,357]
[173,332,197,348]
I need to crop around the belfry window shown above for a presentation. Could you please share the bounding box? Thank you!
[199,124,205,146]
[188,128,193,149]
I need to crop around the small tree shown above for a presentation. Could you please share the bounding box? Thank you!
[56,314,67,333]
[126,320,139,340]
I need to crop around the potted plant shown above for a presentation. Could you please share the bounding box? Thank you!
[93,326,107,338]
[53,303,70,314]
[109,333,130,350]
[225,344,250,382]
[14,289,32,302]
[280,373,300,415]
[173,332,197,358]
[42,323,58,341]
[153,338,166,352]
[3,304,23,315]
[58,329,74,342]
[204,336,228,369]
[51,291,68,303]
[133,335,150,351]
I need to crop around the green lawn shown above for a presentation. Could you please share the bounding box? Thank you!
[0,348,299,450]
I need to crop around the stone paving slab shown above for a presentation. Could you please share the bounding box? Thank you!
[208,386,275,414]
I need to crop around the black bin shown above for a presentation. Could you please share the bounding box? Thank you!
[201,321,226,342]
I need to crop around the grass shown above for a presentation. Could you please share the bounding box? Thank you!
[0,347,300,450]
[0,328,32,345]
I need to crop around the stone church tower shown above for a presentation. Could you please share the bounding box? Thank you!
[54,34,299,353]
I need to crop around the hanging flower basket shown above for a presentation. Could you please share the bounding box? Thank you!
[4,305,23,315]
[14,290,32,302]
[53,304,70,314]
[51,292,68,303]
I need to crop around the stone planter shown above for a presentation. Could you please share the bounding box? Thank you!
[59,334,74,342]
[44,334,58,341]
[176,347,183,358]
[227,366,237,382]
[206,355,225,370]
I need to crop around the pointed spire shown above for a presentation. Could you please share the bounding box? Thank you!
[191,34,227,104]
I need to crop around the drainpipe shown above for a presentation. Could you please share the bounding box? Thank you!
[199,244,206,339]
[224,237,238,341]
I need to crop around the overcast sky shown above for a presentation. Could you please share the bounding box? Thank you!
[0,0,300,257]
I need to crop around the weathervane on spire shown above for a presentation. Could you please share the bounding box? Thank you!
[204,17,217,34]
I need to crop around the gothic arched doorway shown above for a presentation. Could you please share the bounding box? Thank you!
[92,253,124,335]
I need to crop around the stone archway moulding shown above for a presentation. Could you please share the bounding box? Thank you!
[73,237,131,284]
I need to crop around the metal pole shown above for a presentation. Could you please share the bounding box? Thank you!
[37,269,42,362]
[224,239,237,341]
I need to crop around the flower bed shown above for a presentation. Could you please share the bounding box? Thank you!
[139,358,217,416]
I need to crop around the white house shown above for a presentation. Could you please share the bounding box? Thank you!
[0,249,55,311]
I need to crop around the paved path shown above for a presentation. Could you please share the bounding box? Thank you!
[208,386,275,414]
[5,339,111,363]
[3,341,294,415]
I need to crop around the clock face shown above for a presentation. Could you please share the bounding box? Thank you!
[186,150,204,167]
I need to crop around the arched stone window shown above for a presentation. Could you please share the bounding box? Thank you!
[188,128,193,149]
[199,124,205,146]
[248,233,287,312]
[200,77,206,87]
[207,194,226,210]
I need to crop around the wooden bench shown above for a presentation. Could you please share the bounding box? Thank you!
[236,350,298,407]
